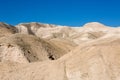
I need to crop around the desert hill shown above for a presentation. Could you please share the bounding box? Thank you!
[0,22,120,80]
[0,33,72,63]
[0,22,17,37]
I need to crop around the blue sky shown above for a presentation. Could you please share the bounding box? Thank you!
[0,0,120,27]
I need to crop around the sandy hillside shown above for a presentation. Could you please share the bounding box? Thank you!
[0,22,120,80]
[0,22,17,37]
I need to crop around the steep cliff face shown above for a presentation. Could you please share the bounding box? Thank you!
[0,22,120,80]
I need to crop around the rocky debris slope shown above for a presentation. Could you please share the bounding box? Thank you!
[0,22,17,37]
[0,22,120,80]
[0,33,70,63]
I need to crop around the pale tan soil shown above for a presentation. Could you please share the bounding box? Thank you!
[0,22,120,80]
